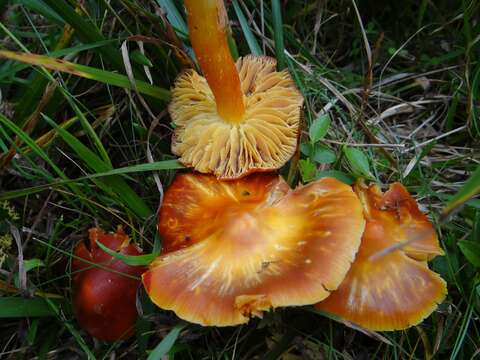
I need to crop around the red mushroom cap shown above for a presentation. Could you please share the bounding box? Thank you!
[72,227,146,341]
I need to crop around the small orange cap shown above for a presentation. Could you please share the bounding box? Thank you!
[316,182,447,331]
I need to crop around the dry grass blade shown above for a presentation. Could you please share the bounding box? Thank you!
[368,226,437,262]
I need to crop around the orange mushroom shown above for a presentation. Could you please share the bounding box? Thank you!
[143,173,365,326]
[72,227,146,341]
[316,182,447,331]
[170,0,303,179]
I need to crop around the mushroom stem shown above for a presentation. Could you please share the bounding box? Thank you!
[185,0,245,123]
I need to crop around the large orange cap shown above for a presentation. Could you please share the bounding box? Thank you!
[316,182,447,331]
[169,55,303,180]
[143,173,365,326]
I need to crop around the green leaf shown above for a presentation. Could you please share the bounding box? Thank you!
[232,0,262,56]
[300,142,313,157]
[312,145,336,164]
[344,147,372,178]
[316,170,355,185]
[147,323,186,360]
[0,297,61,318]
[442,165,480,218]
[309,114,331,143]
[96,240,159,266]
[271,0,285,70]
[0,50,170,101]
[299,159,316,183]
[458,240,480,267]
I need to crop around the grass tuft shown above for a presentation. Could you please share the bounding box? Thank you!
[0,0,479,358]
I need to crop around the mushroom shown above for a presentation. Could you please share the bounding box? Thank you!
[143,173,365,326]
[316,182,447,331]
[170,0,304,180]
[73,227,146,341]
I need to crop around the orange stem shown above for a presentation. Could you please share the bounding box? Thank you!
[185,0,245,123]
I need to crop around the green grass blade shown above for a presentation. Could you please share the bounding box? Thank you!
[63,97,112,166]
[41,0,124,71]
[17,0,65,24]
[0,113,98,215]
[42,115,153,219]
[43,298,97,359]
[0,50,170,101]
[416,0,429,29]
[232,0,262,56]
[264,330,295,360]
[147,323,186,360]
[470,64,480,135]
[271,0,286,69]
[249,1,322,67]
[442,165,480,219]
[449,288,475,360]
[155,0,188,40]
[96,240,159,266]
[0,114,66,181]
[0,297,61,318]
[0,160,183,201]
[42,115,111,172]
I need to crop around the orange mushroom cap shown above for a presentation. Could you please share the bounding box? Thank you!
[170,0,304,180]
[143,173,365,326]
[72,227,146,341]
[316,182,447,331]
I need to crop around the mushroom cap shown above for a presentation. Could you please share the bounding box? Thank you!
[169,55,304,180]
[143,173,365,326]
[73,227,145,341]
[316,182,447,331]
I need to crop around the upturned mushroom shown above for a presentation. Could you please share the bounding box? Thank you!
[169,0,304,180]
[72,227,146,341]
[316,182,447,331]
[143,173,365,326]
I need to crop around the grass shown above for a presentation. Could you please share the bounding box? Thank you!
[0,0,479,359]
